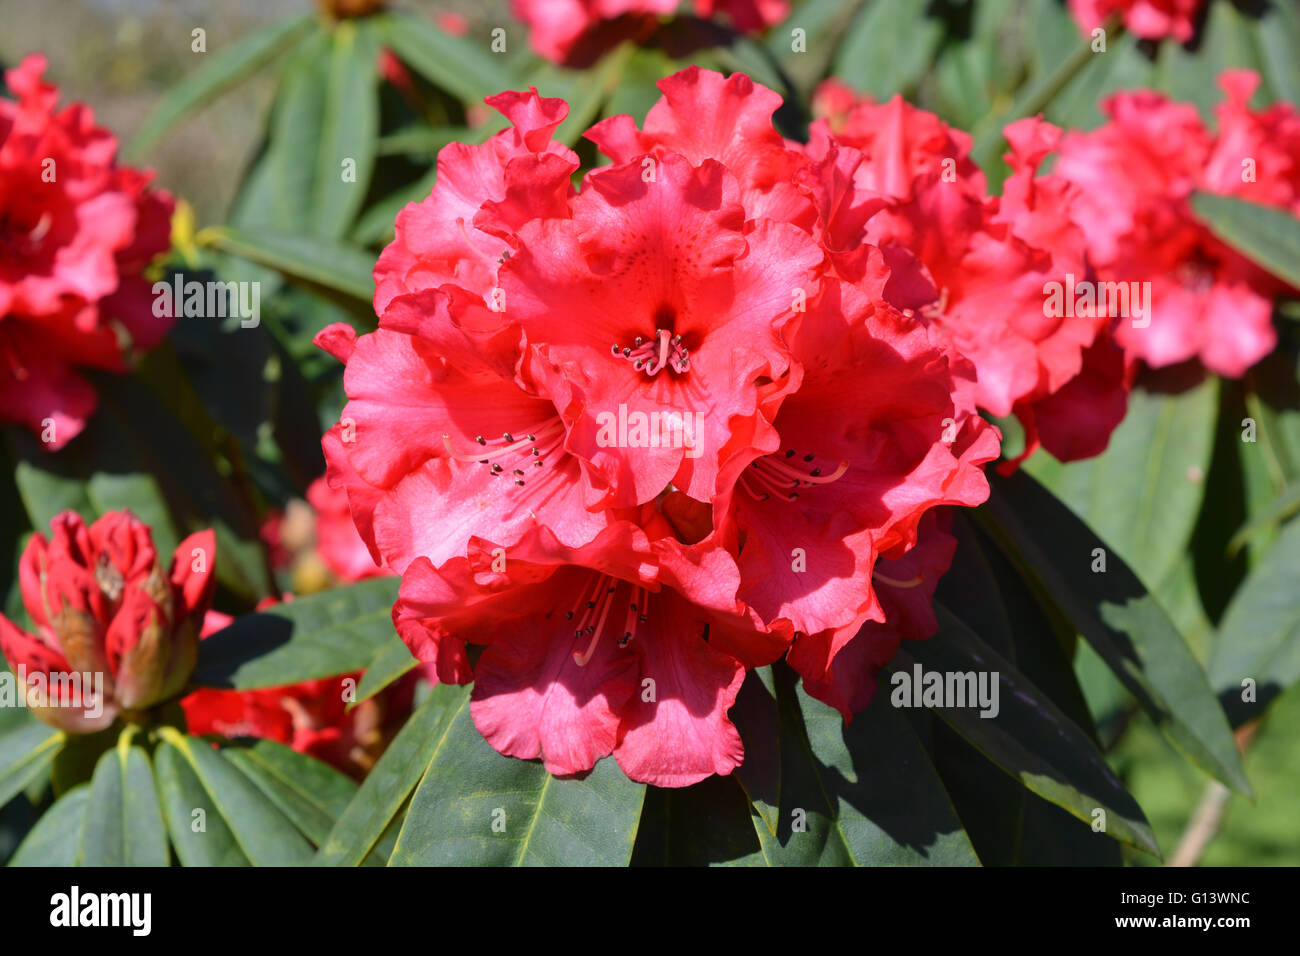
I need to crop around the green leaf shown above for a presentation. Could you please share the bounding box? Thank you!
[1157,0,1262,116]
[375,12,515,104]
[833,0,942,100]
[766,0,865,87]
[154,739,248,866]
[1229,479,1300,556]
[1192,192,1300,291]
[1210,516,1300,727]
[1253,0,1300,108]
[315,682,466,866]
[352,635,418,707]
[1024,375,1218,588]
[221,739,359,846]
[8,424,177,557]
[630,774,766,866]
[202,227,375,302]
[265,22,380,237]
[0,716,62,810]
[77,738,168,866]
[1038,29,1153,134]
[930,717,1122,866]
[376,125,475,157]
[982,469,1251,797]
[973,22,1113,172]
[193,577,400,690]
[6,373,273,607]
[389,689,645,866]
[730,668,781,837]
[900,604,1159,856]
[155,730,314,865]
[125,16,317,159]
[8,785,89,867]
[933,521,1125,864]
[743,665,978,865]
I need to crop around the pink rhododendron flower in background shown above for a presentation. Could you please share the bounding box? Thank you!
[182,608,414,779]
[511,0,787,66]
[1053,71,1299,378]
[308,476,390,581]
[1068,0,1204,43]
[808,82,1131,466]
[259,476,390,590]
[0,510,214,732]
[0,55,174,450]
[322,68,999,785]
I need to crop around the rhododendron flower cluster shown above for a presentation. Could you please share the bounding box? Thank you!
[0,510,214,732]
[512,0,788,66]
[320,67,1004,786]
[1068,0,1204,43]
[1050,70,1300,378]
[811,80,1133,465]
[0,55,175,450]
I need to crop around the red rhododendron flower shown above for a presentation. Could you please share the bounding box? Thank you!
[1068,0,1204,42]
[181,607,415,778]
[792,510,956,720]
[808,83,1132,465]
[322,68,1001,786]
[0,55,174,450]
[1052,71,1299,378]
[0,510,214,732]
[511,0,787,66]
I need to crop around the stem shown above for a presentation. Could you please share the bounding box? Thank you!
[971,16,1123,171]
[1168,721,1259,866]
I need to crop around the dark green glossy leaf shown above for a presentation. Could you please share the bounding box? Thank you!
[155,731,314,865]
[154,739,248,866]
[1024,375,1218,588]
[983,469,1251,797]
[8,785,88,867]
[222,738,359,846]
[315,683,466,866]
[630,774,765,866]
[193,577,400,690]
[0,715,61,810]
[749,667,978,865]
[1192,192,1300,291]
[77,740,168,866]
[1253,0,1300,108]
[900,604,1159,856]
[352,634,417,707]
[390,689,645,866]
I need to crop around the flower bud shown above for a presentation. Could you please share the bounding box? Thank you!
[0,510,216,732]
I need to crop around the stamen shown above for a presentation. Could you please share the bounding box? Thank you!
[570,580,648,666]
[740,452,850,503]
[441,418,563,464]
[614,328,691,377]
[873,570,924,589]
